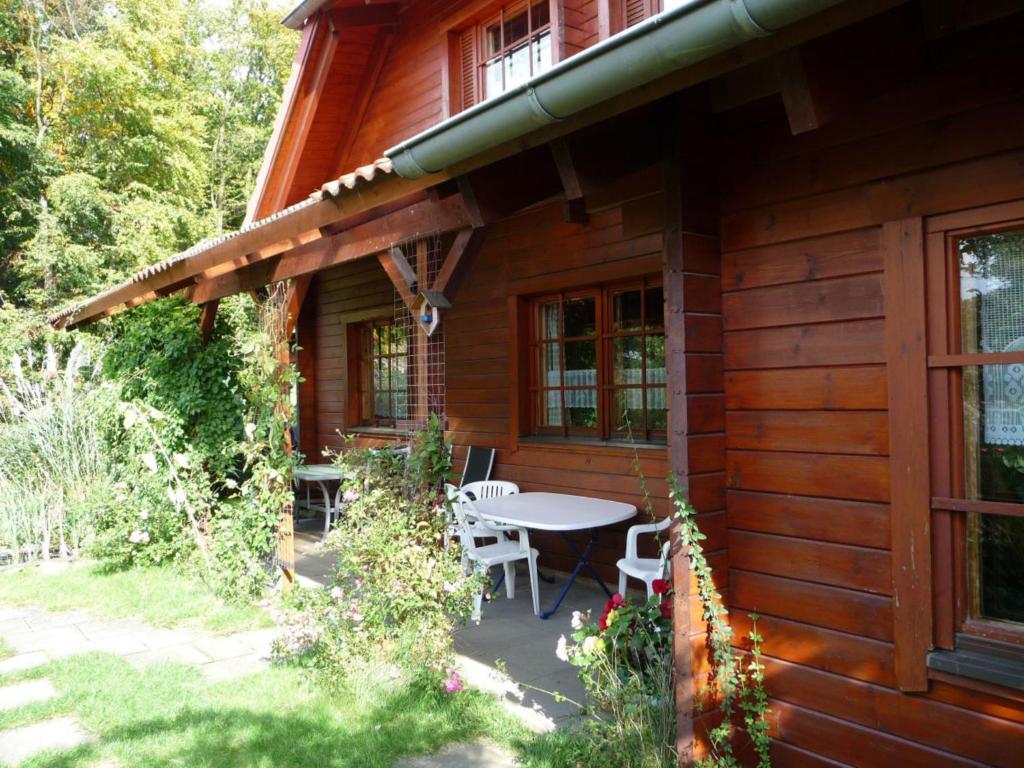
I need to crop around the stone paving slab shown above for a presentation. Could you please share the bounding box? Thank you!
[0,652,47,675]
[0,606,274,682]
[0,716,93,766]
[0,678,56,712]
[396,740,519,768]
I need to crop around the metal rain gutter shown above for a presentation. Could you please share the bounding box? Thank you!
[384,0,846,179]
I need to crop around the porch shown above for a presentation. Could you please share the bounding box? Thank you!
[294,518,600,729]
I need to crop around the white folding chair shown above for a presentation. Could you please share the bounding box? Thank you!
[617,516,672,598]
[451,488,540,618]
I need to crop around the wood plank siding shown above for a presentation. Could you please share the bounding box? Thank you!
[719,7,1024,762]
[281,2,1024,765]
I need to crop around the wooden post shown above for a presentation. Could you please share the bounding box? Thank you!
[276,281,299,591]
[415,239,430,426]
[884,217,932,690]
[663,104,695,767]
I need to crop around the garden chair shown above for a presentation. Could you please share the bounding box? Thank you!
[459,446,495,488]
[450,488,540,619]
[616,516,672,598]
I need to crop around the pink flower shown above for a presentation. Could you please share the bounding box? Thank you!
[444,667,463,694]
[342,488,360,503]
[330,586,343,600]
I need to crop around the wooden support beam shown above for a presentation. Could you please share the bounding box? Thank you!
[188,194,472,304]
[549,138,589,223]
[378,247,418,313]
[199,300,219,345]
[777,48,828,134]
[432,227,486,302]
[329,2,400,28]
[286,276,312,338]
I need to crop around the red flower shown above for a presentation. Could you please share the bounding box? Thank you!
[660,598,672,619]
[598,612,609,631]
[611,593,626,608]
[652,579,671,595]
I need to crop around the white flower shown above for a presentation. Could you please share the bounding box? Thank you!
[582,635,602,656]
[129,530,149,544]
[555,635,569,662]
[173,453,189,469]
[140,453,158,473]
[139,510,149,521]
[571,610,585,630]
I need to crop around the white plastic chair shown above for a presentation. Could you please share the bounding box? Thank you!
[617,516,672,598]
[451,488,540,618]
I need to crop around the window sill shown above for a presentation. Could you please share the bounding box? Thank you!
[517,435,667,455]
[344,427,409,439]
[928,635,1024,693]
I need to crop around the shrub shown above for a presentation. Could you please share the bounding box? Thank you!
[275,428,481,689]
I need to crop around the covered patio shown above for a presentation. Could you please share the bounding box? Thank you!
[293,514,603,729]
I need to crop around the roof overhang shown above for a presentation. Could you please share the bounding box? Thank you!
[50,0,893,330]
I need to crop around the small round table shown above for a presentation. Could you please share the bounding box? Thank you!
[293,464,345,540]
[473,492,637,619]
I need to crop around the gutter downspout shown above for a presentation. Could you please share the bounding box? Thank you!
[385,0,846,179]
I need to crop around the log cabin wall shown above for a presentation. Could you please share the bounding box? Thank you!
[717,7,1024,764]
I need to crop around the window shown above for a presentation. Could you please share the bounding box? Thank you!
[529,279,665,442]
[350,319,409,428]
[928,210,1024,654]
[451,1,553,113]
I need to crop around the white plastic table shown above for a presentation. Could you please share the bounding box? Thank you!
[473,492,636,619]
[294,464,345,540]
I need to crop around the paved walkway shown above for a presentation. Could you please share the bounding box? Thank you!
[0,605,275,682]
[0,605,276,766]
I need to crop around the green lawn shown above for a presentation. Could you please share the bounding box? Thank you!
[0,654,536,768]
[0,563,271,634]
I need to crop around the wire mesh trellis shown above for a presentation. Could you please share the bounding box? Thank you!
[392,232,446,435]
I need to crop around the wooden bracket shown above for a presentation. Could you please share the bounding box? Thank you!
[432,227,486,303]
[456,175,487,228]
[199,299,219,345]
[549,138,589,224]
[777,48,828,135]
[378,246,418,313]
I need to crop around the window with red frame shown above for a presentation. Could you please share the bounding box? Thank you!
[529,279,666,442]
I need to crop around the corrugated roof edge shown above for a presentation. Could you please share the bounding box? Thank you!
[48,158,394,326]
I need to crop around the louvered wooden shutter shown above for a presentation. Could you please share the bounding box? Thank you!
[456,26,478,112]
[624,0,657,27]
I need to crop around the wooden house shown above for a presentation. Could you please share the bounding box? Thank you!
[51,0,1024,762]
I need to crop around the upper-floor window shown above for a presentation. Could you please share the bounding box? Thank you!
[528,278,665,443]
[452,1,554,113]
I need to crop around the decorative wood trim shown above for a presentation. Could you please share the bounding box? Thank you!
[884,216,933,692]
[199,300,219,345]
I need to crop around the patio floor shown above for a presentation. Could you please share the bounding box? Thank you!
[292,517,610,731]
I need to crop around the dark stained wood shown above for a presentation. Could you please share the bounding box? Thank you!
[432,227,486,302]
[549,138,589,224]
[377,246,418,312]
[726,410,888,456]
[724,319,884,370]
[723,273,883,331]
[931,497,1024,519]
[328,3,400,28]
[728,490,890,549]
[727,450,890,503]
[199,299,219,345]
[777,48,828,134]
[883,217,931,692]
[332,29,394,173]
[928,351,1024,367]
[724,367,887,411]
